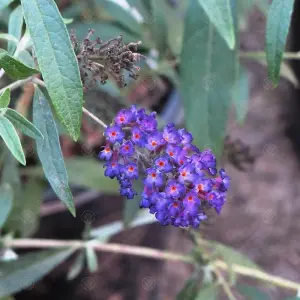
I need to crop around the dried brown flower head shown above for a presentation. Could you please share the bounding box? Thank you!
[70,29,144,90]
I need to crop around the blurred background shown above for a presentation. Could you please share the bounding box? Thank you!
[2,0,300,299]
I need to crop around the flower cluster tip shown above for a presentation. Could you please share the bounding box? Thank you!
[99,105,230,228]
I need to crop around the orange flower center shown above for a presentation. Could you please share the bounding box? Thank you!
[171,186,177,191]
[151,173,157,178]
[111,131,117,137]
[197,184,204,191]
[208,194,214,200]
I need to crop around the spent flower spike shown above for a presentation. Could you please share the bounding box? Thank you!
[99,105,230,228]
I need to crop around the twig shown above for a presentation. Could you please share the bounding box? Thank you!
[214,268,237,300]
[6,238,193,263]
[240,51,300,60]
[0,76,34,94]
[82,107,108,128]
[32,77,108,129]
[5,238,300,292]
[40,190,102,216]
[213,260,300,291]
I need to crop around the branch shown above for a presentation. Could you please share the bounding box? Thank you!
[240,51,300,60]
[6,238,193,263]
[5,238,300,292]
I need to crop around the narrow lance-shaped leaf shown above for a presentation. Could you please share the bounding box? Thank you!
[85,246,99,273]
[0,248,75,297]
[0,89,10,108]
[4,108,43,140]
[7,5,24,54]
[33,87,76,216]
[0,49,39,79]
[176,274,198,300]
[21,0,83,140]
[0,151,22,234]
[0,116,26,165]
[180,0,235,159]
[0,183,13,228]
[67,250,85,280]
[266,0,295,84]
[21,179,46,237]
[197,0,235,49]
[195,284,217,300]
[95,0,143,37]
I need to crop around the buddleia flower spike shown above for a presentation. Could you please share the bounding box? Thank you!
[99,105,230,228]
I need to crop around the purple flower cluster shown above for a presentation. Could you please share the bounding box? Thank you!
[99,105,230,228]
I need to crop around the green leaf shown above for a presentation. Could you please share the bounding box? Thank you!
[123,180,143,227]
[0,89,10,108]
[21,0,83,140]
[90,210,156,240]
[3,108,43,140]
[95,0,142,37]
[15,50,35,69]
[22,157,120,193]
[127,0,149,19]
[214,242,261,270]
[266,0,295,85]
[0,248,75,297]
[0,151,22,234]
[0,183,13,228]
[250,56,298,88]
[176,275,198,300]
[197,0,235,49]
[152,0,188,56]
[20,179,45,237]
[85,246,98,273]
[63,17,73,25]
[237,284,270,300]
[195,285,217,300]
[0,0,13,10]
[7,5,24,55]
[195,284,217,300]
[180,0,235,158]
[0,116,26,165]
[67,250,85,280]
[232,67,249,123]
[32,87,75,217]
[149,0,168,55]
[0,49,38,79]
